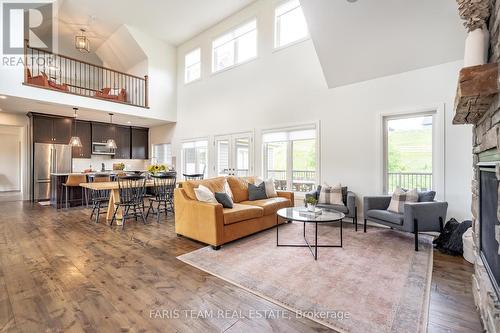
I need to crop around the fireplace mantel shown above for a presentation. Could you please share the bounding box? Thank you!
[453,63,499,124]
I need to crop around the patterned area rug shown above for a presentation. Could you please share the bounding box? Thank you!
[178,222,433,333]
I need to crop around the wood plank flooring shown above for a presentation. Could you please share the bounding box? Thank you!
[0,201,482,332]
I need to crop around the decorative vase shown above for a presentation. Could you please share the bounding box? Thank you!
[307,203,316,212]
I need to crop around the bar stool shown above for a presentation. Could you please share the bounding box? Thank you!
[61,174,88,209]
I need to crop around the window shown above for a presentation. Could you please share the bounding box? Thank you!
[212,19,257,73]
[152,143,172,166]
[274,0,308,49]
[182,140,208,176]
[185,48,201,83]
[384,114,433,194]
[263,125,317,192]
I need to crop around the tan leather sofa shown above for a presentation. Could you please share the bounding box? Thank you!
[174,176,294,249]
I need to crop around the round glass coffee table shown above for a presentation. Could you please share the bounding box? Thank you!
[276,207,345,260]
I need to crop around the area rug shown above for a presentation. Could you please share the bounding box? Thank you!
[177,222,433,333]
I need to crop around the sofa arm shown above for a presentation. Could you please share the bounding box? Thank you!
[403,201,448,233]
[277,191,294,206]
[363,196,391,215]
[346,191,356,217]
[174,188,224,246]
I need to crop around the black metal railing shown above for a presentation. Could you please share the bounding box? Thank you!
[387,172,432,193]
[24,41,148,108]
[266,170,316,192]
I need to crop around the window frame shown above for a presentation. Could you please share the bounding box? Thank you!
[261,122,320,194]
[381,109,443,196]
[181,138,209,177]
[273,0,309,50]
[211,18,258,74]
[184,47,201,84]
[151,143,172,166]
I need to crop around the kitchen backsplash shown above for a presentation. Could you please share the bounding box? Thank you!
[72,155,149,173]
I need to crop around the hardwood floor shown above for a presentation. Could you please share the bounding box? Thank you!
[0,201,482,332]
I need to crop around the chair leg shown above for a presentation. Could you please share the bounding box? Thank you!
[95,202,101,224]
[414,218,419,251]
[439,216,444,233]
[65,186,69,209]
[354,207,358,232]
[364,218,367,233]
[110,206,119,226]
[146,201,154,219]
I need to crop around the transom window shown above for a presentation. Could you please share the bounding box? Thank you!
[185,48,201,83]
[182,140,208,176]
[262,125,318,192]
[274,0,308,49]
[212,19,257,73]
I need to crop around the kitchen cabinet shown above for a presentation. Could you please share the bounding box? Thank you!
[131,128,149,160]
[72,120,92,158]
[32,115,72,144]
[91,123,113,143]
[113,126,131,159]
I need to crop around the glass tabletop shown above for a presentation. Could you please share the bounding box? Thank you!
[277,207,345,223]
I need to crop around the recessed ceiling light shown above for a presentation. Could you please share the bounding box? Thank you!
[0,108,3,111]
[127,121,131,124]
[0,96,7,99]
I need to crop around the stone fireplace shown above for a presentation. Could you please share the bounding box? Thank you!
[454,0,500,331]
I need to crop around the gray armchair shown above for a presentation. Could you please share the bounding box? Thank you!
[363,196,447,251]
[306,186,358,230]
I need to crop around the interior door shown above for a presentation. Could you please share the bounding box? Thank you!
[214,133,253,177]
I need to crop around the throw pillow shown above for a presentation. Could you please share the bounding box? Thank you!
[255,178,278,198]
[387,187,418,213]
[194,185,217,203]
[215,192,233,208]
[318,183,344,205]
[224,180,234,199]
[248,182,268,201]
[418,190,436,202]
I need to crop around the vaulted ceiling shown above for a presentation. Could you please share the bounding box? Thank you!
[300,0,466,88]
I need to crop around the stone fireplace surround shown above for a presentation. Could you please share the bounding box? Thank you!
[460,0,500,331]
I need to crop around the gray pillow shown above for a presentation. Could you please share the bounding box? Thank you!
[418,190,436,202]
[248,182,268,201]
[215,192,233,208]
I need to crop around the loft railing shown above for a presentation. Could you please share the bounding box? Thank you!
[387,172,433,193]
[23,40,148,108]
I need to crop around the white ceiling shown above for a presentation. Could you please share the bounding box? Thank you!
[56,0,256,47]
[301,0,466,88]
[0,96,171,127]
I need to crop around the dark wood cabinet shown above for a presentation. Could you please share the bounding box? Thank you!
[131,128,149,160]
[113,126,131,159]
[72,121,92,158]
[32,115,72,144]
[91,123,113,143]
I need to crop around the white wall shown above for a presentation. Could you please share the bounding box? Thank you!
[0,113,30,200]
[150,0,472,220]
[0,126,22,191]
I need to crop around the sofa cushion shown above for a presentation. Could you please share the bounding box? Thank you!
[418,190,436,202]
[248,182,268,201]
[240,197,291,215]
[215,192,233,208]
[223,203,263,225]
[183,177,226,200]
[366,209,404,225]
[317,203,349,214]
[227,176,256,203]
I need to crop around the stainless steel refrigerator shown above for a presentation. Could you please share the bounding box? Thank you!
[34,143,72,202]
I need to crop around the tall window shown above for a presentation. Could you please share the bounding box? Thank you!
[185,48,201,83]
[212,19,257,73]
[152,143,172,166]
[263,126,317,192]
[274,0,308,48]
[384,114,433,193]
[182,140,208,176]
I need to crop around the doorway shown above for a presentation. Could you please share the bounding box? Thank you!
[214,132,253,177]
[0,125,22,202]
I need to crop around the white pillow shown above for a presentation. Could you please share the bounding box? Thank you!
[318,183,344,205]
[256,178,277,198]
[224,180,234,199]
[387,187,418,213]
[194,185,217,203]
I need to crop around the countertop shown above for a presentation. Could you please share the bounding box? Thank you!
[51,170,144,176]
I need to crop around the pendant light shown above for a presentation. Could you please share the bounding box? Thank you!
[69,108,82,147]
[75,29,90,53]
[106,113,117,149]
